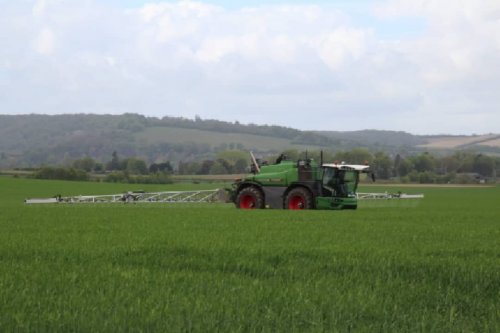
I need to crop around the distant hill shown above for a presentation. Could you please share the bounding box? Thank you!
[0,114,498,168]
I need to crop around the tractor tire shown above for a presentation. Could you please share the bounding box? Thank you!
[236,187,265,209]
[285,187,313,210]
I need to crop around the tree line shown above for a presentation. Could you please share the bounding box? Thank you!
[276,149,498,183]
[30,148,499,184]
[33,151,174,184]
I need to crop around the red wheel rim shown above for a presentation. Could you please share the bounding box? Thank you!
[288,195,305,209]
[240,194,256,209]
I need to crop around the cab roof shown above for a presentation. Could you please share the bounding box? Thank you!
[322,163,370,172]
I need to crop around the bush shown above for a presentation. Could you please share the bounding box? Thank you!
[104,171,129,183]
[131,173,173,184]
[418,171,436,184]
[104,171,172,184]
[453,173,478,184]
[33,167,88,181]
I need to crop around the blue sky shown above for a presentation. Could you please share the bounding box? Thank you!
[1,0,499,134]
[119,0,353,8]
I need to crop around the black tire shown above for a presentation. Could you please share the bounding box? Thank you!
[285,187,314,210]
[235,187,265,209]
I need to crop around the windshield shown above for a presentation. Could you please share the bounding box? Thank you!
[322,168,359,197]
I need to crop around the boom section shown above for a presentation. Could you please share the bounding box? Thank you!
[25,189,226,204]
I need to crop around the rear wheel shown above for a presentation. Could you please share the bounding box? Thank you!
[285,187,313,210]
[236,187,264,209]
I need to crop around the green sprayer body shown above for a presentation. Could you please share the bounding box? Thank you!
[230,157,370,210]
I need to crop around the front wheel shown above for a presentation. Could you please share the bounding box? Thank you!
[285,187,313,210]
[235,187,265,209]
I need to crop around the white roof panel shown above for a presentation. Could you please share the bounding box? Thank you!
[322,163,371,171]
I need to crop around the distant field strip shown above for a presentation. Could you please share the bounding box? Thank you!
[478,137,500,147]
[418,134,500,149]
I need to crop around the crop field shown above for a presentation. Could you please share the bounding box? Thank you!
[0,176,499,332]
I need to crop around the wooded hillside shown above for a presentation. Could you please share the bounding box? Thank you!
[0,114,498,168]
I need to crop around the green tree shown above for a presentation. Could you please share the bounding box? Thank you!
[178,161,201,175]
[94,163,104,172]
[72,157,96,172]
[454,151,475,173]
[373,151,392,179]
[34,167,88,181]
[473,154,494,177]
[107,151,120,171]
[126,158,148,175]
[494,157,500,181]
[412,153,435,172]
[209,161,228,175]
[187,162,201,175]
[396,158,412,177]
[439,155,461,174]
[198,160,214,175]
[418,171,436,184]
[149,162,173,173]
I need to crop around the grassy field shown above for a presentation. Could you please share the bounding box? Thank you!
[0,176,499,332]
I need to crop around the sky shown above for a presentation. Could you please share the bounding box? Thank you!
[1,0,499,135]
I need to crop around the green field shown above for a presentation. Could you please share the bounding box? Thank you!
[136,126,312,151]
[0,176,499,332]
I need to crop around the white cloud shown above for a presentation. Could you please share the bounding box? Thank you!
[139,2,219,43]
[370,0,500,133]
[33,27,56,55]
[375,0,500,83]
[32,0,50,17]
[317,27,371,70]
[0,0,499,134]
